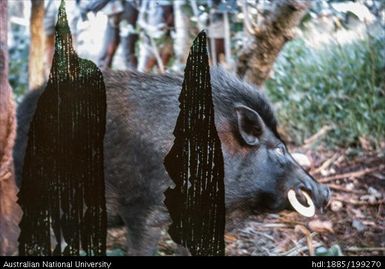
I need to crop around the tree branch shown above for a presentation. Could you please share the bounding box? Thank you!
[237,0,310,87]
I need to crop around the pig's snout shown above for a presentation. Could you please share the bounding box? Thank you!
[296,177,331,212]
[319,184,331,208]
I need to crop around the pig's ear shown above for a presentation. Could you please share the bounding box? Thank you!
[235,105,265,146]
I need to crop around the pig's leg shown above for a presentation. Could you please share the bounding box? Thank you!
[174,245,191,256]
[119,203,164,256]
[121,204,192,256]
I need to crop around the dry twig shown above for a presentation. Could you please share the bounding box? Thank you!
[328,184,365,194]
[345,247,385,252]
[304,125,333,148]
[334,198,384,206]
[312,153,339,174]
[319,165,385,183]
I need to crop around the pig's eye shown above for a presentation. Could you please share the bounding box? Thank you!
[274,146,285,156]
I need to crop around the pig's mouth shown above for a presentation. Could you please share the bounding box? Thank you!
[287,188,315,218]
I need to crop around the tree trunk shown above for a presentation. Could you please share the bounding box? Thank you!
[173,0,193,71]
[29,0,45,91]
[237,0,310,87]
[0,0,22,256]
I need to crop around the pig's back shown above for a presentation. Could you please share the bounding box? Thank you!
[102,70,183,212]
[14,70,183,221]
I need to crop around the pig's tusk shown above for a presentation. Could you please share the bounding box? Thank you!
[287,189,315,218]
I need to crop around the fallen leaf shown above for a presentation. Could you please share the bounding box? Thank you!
[360,195,377,204]
[321,168,336,177]
[225,234,237,242]
[362,220,376,226]
[346,183,355,191]
[352,219,366,232]
[292,153,312,170]
[350,208,365,218]
[372,173,385,180]
[316,244,343,256]
[330,200,343,212]
[276,237,292,252]
[295,224,311,236]
[308,220,334,233]
[368,187,382,199]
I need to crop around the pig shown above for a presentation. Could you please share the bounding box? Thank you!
[13,68,330,255]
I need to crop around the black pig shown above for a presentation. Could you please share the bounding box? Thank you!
[13,68,330,255]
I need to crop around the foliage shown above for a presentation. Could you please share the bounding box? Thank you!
[9,24,29,101]
[266,30,385,149]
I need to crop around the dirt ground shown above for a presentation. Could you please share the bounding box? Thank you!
[106,145,385,256]
[222,145,385,256]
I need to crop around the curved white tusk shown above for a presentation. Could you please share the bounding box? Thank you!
[287,189,315,218]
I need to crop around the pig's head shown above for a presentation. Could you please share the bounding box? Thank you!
[211,69,330,216]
